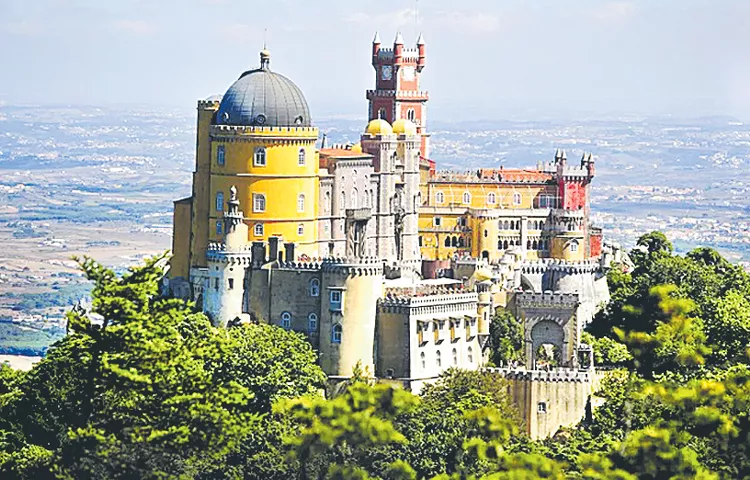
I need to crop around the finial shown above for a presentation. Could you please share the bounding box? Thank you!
[230,185,237,201]
[373,31,381,44]
[260,48,271,69]
[554,148,561,159]
[394,31,404,45]
[417,32,425,45]
[561,149,567,161]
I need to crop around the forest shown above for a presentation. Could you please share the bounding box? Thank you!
[0,231,749,479]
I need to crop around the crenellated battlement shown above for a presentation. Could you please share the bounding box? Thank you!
[366,89,429,99]
[379,291,478,314]
[521,259,600,275]
[515,291,580,308]
[483,367,595,383]
[198,99,221,109]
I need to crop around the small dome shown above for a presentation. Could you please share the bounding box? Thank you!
[350,142,363,153]
[366,119,393,135]
[392,118,418,135]
[215,50,311,128]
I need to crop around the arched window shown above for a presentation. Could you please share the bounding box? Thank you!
[216,145,225,166]
[458,237,465,248]
[468,346,474,363]
[420,351,426,369]
[503,240,509,249]
[451,236,458,247]
[436,350,442,367]
[253,147,266,166]
[297,224,304,236]
[527,240,532,250]
[215,191,224,211]
[340,191,346,210]
[378,108,387,120]
[513,192,522,205]
[570,240,579,252]
[280,312,291,330]
[504,220,510,230]
[216,221,223,235]
[254,223,264,237]
[307,313,318,332]
[463,191,471,204]
[436,191,444,204]
[331,324,342,344]
[298,148,306,166]
[533,240,539,250]
[324,191,331,212]
[452,348,458,365]
[351,189,358,208]
[444,237,451,247]
[309,279,320,297]
[253,193,266,213]
[407,108,416,122]
[487,192,496,204]
[484,230,488,238]
[297,194,305,212]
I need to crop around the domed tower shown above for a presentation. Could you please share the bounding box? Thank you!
[205,49,319,260]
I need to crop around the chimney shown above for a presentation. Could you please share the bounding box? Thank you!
[268,236,281,262]
[251,242,266,267]
[284,242,296,263]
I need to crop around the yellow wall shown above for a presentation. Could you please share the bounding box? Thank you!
[425,183,553,210]
[189,102,219,268]
[551,235,585,262]
[207,126,319,258]
[418,208,471,260]
[170,199,192,279]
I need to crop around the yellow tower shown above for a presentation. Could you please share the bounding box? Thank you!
[185,49,319,265]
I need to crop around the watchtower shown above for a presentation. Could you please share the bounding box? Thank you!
[368,32,430,158]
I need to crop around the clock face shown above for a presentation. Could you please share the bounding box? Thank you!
[381,65,393,81]
[402,66,415,81]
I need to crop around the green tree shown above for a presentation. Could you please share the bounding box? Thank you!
[487,310,524,366]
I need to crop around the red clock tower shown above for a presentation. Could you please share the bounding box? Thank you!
[367,32,430,159]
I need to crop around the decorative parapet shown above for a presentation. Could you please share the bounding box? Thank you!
[379,291,478,314]
[209,124,318,139]
[515,291,580,308]
[320,256,383,276]
[521,259,600,275]
[365,89,429,99]
[483,367,595,383]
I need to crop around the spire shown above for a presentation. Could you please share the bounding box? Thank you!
[373,31,381,44]
[561,150,567,161]
[225,185,243,229]
[417,32,425,45]
[394,31,404,45]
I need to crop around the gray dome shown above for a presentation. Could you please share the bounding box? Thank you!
[215,53,311,128]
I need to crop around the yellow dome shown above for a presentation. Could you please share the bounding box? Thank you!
[366,119,393,135]
[350,142,363,153]
[392,118,418,135]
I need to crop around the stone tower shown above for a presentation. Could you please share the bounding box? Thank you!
[368,32,430,158]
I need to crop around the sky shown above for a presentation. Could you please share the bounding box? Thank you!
[1,0,750,121]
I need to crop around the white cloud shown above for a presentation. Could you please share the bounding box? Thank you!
[434,11,501,34]
[344,8,418,28]
[586,2,638,23]
[114,20,156,36]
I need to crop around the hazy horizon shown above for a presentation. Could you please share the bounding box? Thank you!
[2,0,750,122]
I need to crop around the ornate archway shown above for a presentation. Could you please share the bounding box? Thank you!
[527,320,566,370]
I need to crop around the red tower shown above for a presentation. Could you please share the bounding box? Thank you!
[367,32,430,158]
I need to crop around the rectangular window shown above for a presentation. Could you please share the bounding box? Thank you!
[434,217,442,227]
[217,145,225,166]
[330,290,342,311]
[538,402,547,413]
[228,278,234,290]
[253,147,266,167]
[216,192,224,211]
[513,193,522,206]
[254,223,264,237]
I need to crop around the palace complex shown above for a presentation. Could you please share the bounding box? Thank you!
[168,33,623,434]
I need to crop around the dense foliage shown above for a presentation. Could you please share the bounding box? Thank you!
[1,232,749,479]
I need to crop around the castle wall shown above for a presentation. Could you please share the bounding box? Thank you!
[170,198,192,281]
[491,368,599,439]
